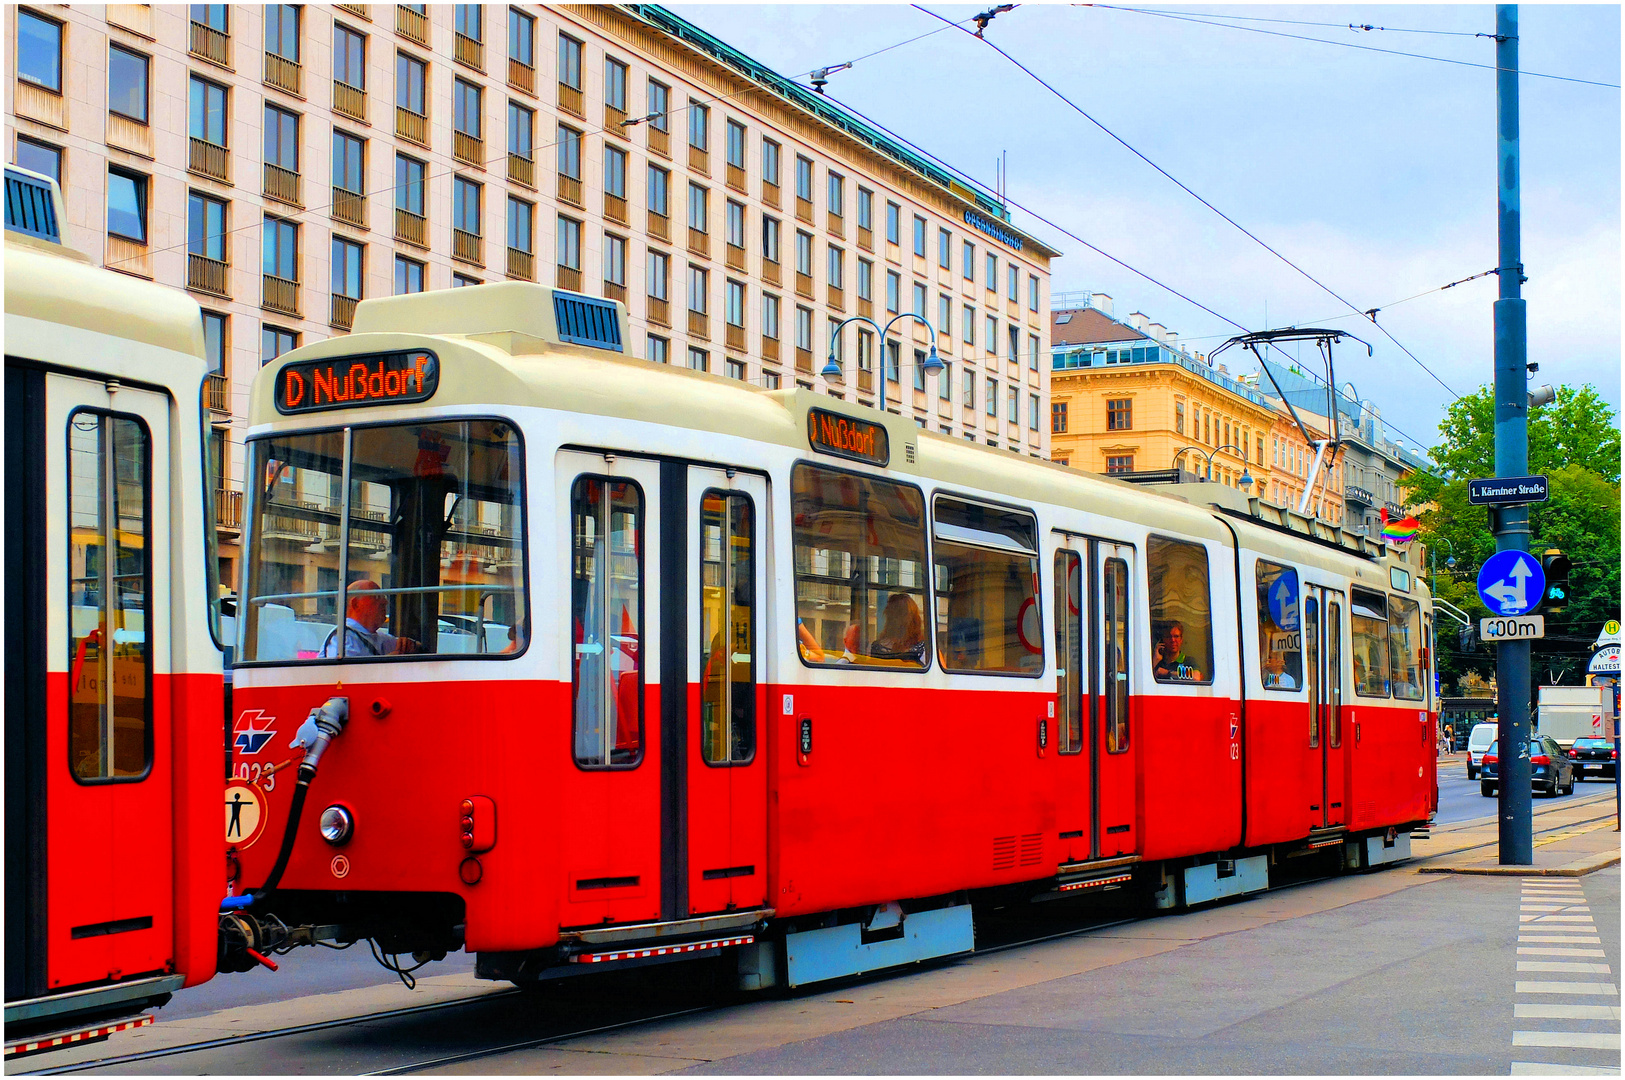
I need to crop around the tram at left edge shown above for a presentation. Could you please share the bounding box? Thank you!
[4,167,227,1058]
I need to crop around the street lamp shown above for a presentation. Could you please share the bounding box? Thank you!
[1430,536,1458,582]
[1172,444,1253,490]
[823,313,944,414]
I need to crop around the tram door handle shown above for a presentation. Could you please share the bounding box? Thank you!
[1356,722,1362,745]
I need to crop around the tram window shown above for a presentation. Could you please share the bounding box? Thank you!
[1388,595,1424,701]
[1351,587,1390,697]
[1148,536,1214,685]
[1054,550,1083,753]
[1256,560,1302,692]
[1103,557,1129,752]
[700,491,754,765]
[791,463,928,671]
[241,419,527,663]
[932,497,1042,676]
[67,410,152,782]
[571,477,643,768]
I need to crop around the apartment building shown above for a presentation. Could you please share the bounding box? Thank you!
[6,3,1060,587]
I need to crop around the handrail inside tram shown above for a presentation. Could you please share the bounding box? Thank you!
[248,583,517,606]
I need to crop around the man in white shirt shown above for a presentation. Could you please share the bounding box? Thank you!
[320,579,416,657]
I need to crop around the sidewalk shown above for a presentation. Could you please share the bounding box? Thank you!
[1416,788,1621,877]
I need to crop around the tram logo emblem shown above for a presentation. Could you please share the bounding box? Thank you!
[233,710,277,756]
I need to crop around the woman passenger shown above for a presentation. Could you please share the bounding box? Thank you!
[870,592,926,664]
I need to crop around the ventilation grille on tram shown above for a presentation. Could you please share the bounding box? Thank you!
[4,167,60,242]
[553,292,623,353]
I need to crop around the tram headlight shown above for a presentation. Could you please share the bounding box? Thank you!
[319,805,354,846]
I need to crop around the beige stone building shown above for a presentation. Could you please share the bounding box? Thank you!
[7,3,1059,586]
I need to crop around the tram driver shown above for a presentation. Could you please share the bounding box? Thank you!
[321,579,419,657]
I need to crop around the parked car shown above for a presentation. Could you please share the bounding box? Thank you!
[1567,737,1618,780]
[1481,735,1576,798]
[1466,722,1498,781]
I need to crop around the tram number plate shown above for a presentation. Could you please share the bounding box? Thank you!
[1480,615,1545,641]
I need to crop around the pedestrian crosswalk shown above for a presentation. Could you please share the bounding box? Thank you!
[1509,877,1620,1076]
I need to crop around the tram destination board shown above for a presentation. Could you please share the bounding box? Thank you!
[1467,474,1548,506]
[275,349,439,414]
[1480,614,1545,641]
[807,407,889,467]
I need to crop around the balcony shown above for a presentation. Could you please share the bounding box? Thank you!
[330,293,359,330]
[396,5,429,46]
[335,4,372,19]
[858,225,873,252]
[763,180,781,210]
[796,346,813,374]
[827,211,844,238]
[558,82,584,118]
[604,281,627,303]
[648,126,670,158]
[507,153,534,188]
[215,484,244,533]
[687,310,709,340]
[556,265,582,291]
[725,243,745,272]
[454,32,483,70]
[507,247,534,281]
[333,80,366,122]
[688,146,710,175]
[726,163,746,192]
[605,104,628,137]
[453,130,484,168]
[795,196,813,224]
[264,51,302,96]
[795,271,812,298]
[761,336,780,363]
[262,274,300,316]
[647,296,671,327]
[687,228,710,259]
[647,211,670,243]
[762,258,781,288]
[205,372,231,414]
[858,297,873,319]
[395,207,427,247]
[452,228,483,266]
[827,285,845,310]
[605,193,628,225]
[263,163,303,207]
[187,253,229,296]
[189,20,231,68]
[331,187,367,229]
[858,368,874,395]
[509,58,535,95]
[396,106,428,146]
[726,323,746,352]
[558,174,582,207]
[188,138,229,182]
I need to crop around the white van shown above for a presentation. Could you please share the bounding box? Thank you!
[1466,722,1498,780]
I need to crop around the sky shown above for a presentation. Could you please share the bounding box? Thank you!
[667,3,1621,459]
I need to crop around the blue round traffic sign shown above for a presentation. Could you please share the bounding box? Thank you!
[1476,550,1546,617]
[1267,570,1300,631]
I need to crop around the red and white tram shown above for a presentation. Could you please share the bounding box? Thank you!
[4,167,225,1052]
[226,283,1436,988]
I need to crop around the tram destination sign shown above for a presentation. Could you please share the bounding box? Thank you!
[807,407,889,467]
[1467,474,1548,506]
[275,349,439,415]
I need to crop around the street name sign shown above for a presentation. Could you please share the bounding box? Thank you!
[1480,615,1545,641]
[1476,549,1545,617]
[1467,475,1548,505]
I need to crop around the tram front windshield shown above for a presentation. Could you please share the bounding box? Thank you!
[240,418,525,662]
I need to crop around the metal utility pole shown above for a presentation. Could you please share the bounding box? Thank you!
[1494,3,1533,864]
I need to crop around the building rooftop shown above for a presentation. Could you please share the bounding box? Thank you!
[1052,306,1145,346]
[1050,301,1270,408]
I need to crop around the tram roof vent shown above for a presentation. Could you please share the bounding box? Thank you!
[5,166,62,243]
[350,282,627,353]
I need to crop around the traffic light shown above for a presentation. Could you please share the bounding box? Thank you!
[1540,548,1571,614]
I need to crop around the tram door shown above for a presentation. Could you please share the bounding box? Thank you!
[39,372,174,989]
[1094,541,1138,857]
[1305,586,1346,829]
[1051,539,1093,861]
[685,467,769,915]
[557,452,664,926]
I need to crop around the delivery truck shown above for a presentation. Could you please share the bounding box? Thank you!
[1536,685,1612,748]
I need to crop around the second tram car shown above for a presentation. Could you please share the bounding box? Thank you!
[224,284,1436,987]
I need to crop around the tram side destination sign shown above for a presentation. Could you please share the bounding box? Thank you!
[275,350,440,414]
[1467,474,1548,506]
[807,408,889,467]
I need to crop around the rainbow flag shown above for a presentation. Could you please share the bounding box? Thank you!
[1380,508,1420,544]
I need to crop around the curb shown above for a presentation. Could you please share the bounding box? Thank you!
[1416,849,1621,878]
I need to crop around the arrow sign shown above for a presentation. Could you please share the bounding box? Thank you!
[1477,550,1546,617]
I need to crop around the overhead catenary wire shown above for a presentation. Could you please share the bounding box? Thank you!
[913,3,1464,402]
[1081,8,1489,38]
[1086,4,1621,90]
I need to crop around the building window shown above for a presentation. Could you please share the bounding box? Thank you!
[687,265,708,314]
[331,236,363,299]
[689,100,709,151]
[1029,393,1040,431]
[509,9,534,67]
[396,52,427,115]
[1008,325,1020,364]
[453,273,481,287]
[726,358,746,381]
[454,78,482,138]
[189,76,228,146]
[395,254,425,294]
[688,182,708,233]
[857,258,873,303]
[987,315,998,354]
[187,191,227,259]
[1007,264,1019,300]
[454,4,482,42]
[647,79,669,132]
[557,214,581,271]
[201,311,227,372]
[557,124,582,180]
[857,187,872,231]
[885,270,900,314]
[938,228,951,270]
[13,137,61,184]
[726,119,746,170]
[761,214,780,262]
[267,5,301,61]
[912,215,926,258]
[262,325,299,365]
[795,155,813,201]
[108,45,150,124]
[827,171,844,218]
[647,334,669,363]
[1029,333,1041,371]
[1052,402,1068,433]
[939,361,952,401]
[885,201,900,245]
[507,196,533,253]
[558,33,583,90]
[647,250,669,301]
[509,101,534,162]
[605,145,628,199]
[985,252,997,287]
[986,377,998,416]
[726,279,746,328]
[762,292,780,339]
[1107,398,1132,431]
[938,294,951,338]
[1008,385,1019,423]
[795,306,812,352]
[1106,455,1134,475]
[605,57,628,112]
[827,246,844,290]
[1175,401,1186,435]
[333,131,365,193]
[907,345,922,390]
[1029,275,1040,312]
[263,105,300,172]
[604,232,627,287]
[335,25,365,89]
[396,154,426,214]
[453,176,482,234]
[962,367,975,409]
[963,240,975,280]
[763,369,781,389]
[688,346,708,372]
[107,167,148,242]
[648,164,669,217]
[761,137,780,185]
[17,10,62,92]
[263,216,299,279]
[795,230,812,276]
